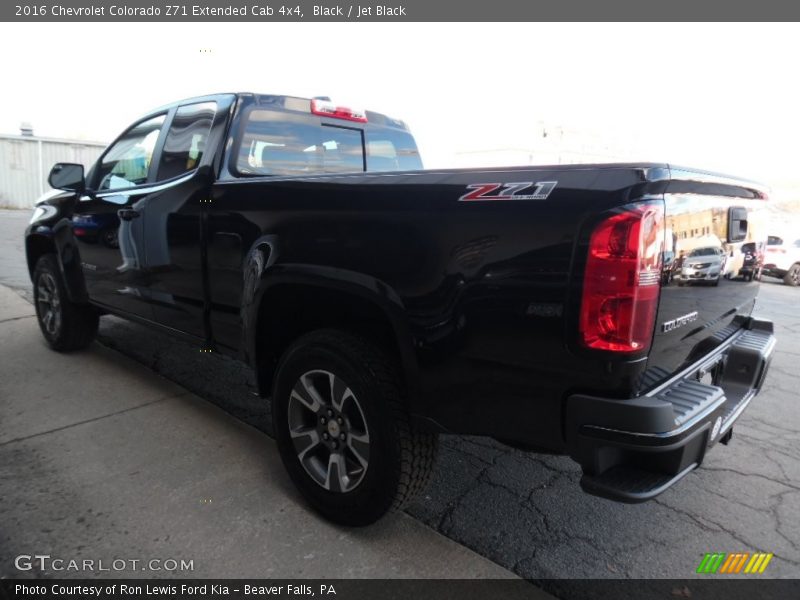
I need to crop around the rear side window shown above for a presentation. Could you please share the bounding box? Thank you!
[237,110,364,176]
[365,129,422,172]
[157,102,216,181]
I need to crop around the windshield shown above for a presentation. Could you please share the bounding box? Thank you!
[689,247,718,257]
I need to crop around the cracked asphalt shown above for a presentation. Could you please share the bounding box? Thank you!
[2,209,798,587]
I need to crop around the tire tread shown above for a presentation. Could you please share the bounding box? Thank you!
[309,330,437,512]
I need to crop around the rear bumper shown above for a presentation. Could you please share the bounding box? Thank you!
[761,265,785,278]
[565,317,776,503]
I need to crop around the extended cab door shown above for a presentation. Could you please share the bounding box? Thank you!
[143,99,233,340]
[74,114,167,318]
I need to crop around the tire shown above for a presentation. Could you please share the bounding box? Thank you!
[33,254,99,351]
[271,329,437,526]
[100,227,119,249]
[784,264,800,286]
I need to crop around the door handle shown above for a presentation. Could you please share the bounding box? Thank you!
[118,209,141,221]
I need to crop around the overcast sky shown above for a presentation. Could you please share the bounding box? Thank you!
[1,22,799,193]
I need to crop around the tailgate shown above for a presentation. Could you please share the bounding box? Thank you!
[644,168,769,390]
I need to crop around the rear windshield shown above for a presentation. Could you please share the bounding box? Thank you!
[235,108,422,177]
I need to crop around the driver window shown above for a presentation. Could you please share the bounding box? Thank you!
[96,115,165,191]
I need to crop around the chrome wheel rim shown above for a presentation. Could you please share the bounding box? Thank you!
[287,369,370,493]
[37,273,61,336]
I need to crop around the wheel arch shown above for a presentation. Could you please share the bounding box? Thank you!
[26,233,57,280]
[26,221,89,303]
[246,265,421,410]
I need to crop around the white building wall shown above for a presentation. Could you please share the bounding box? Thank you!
[0,135,105,209]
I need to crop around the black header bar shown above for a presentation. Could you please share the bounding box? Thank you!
[4,0,800,21]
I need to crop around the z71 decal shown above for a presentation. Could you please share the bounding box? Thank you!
[459,181,558,202]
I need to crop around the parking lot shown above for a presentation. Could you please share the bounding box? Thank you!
[1,208,798,584]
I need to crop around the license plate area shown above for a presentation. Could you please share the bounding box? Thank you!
[695,356,725,387]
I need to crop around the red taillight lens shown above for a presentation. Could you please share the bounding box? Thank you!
[580,202,664,353]
[311,99,368,123]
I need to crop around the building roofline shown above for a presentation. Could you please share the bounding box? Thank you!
[0,133,107,146]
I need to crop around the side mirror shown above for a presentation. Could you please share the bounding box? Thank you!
[728,206,748,243]
[48,163,85,193]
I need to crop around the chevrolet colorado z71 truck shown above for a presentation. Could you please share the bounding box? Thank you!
[26,93,776,525]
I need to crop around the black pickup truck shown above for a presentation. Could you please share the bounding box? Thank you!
[26,93,776,525]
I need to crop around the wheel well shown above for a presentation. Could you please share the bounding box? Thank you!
[255,284,406,396]
[26,234,56,279]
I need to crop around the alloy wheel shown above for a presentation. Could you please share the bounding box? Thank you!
[287,369,371,492]
[37,273,62,336]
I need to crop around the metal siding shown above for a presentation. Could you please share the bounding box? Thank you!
[0,136,105,209]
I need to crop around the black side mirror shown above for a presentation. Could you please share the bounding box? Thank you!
[48,163,85,193]
[728,206,748,242]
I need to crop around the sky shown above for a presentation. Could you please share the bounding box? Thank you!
[1,22,799,197]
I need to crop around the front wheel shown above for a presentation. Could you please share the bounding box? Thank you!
[33,254,99,351]
[784,264,800,286]
[271,329,437,526]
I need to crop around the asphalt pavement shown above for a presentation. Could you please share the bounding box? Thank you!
[1,208,798,588]
[0,283,523,581]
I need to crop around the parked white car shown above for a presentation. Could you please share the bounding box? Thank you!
[763,235,800,286]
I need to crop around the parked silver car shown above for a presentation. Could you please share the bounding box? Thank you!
[677,246,726,286]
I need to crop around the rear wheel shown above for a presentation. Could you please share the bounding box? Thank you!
[784,264,800,286]
[33,254,99,351]
[271,329,437,526]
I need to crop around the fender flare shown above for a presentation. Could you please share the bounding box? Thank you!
[27,219,89,304]
[242,256,421,410]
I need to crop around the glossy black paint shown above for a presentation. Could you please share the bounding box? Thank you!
[26,93,771,456]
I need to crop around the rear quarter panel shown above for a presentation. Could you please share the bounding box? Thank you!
[210,164,671,449]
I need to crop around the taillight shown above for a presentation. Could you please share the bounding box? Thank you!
[311,99,367,123]
[580,201,664,353]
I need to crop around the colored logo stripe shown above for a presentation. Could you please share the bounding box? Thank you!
[719,553,749,573]
[697,553,726,573]
[744,553,774,574]
[697,552,773,574]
